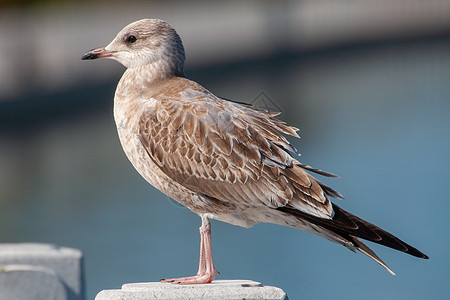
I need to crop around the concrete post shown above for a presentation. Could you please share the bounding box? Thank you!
[0,243,84,300]
[95,279,288,300]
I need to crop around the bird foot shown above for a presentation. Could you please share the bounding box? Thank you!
[160,273,215,284]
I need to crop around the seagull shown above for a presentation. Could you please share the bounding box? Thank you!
[82,19,428,284]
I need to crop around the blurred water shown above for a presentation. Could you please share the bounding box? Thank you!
[1,39,449,299]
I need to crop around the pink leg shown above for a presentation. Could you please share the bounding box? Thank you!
[160,216,219,284]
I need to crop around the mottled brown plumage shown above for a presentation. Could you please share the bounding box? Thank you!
[82,18,428,283]
[137,77,333,219]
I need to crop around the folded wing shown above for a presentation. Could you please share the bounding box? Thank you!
[138,89,338,219]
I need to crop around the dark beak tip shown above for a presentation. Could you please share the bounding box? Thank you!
[81,51,98,60]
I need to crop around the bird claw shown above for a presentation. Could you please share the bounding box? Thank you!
[159,273,215,284]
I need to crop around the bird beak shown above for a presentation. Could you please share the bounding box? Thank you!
[81,47,114,60]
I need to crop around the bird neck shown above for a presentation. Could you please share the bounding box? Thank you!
[115,61,185,101]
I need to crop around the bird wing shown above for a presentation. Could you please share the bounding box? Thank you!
[138,88,337,219]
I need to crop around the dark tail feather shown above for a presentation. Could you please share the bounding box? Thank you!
[329,204,429,259]
[297,162,339,178]
[279,203,429,259]
[316,179,344,199]
[350,236,396,275]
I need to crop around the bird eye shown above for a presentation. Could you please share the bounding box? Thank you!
[127,35,137,43]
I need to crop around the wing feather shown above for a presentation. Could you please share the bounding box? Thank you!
[138,90,336,219]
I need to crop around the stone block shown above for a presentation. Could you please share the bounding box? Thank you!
[0,243,84,300]
[95,279,287,300]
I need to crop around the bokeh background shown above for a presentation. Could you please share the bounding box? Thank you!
[1,0,449,299]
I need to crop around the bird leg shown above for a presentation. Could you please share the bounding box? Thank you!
[160,216,218,284]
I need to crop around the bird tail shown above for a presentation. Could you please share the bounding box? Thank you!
[328,204,429,259]
[349,236,396,275]
[278,203,428,274]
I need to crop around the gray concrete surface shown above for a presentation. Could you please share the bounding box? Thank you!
[95,279,287,300]
[0,243,84,300]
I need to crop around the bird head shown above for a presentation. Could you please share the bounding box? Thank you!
[82,19,185,75]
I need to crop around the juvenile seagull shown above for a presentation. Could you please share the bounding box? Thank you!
[82,19,428,283]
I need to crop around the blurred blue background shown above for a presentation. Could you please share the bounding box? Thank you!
[1,1,449,299]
